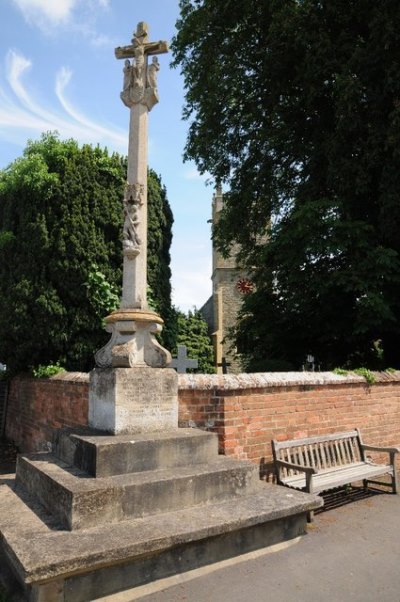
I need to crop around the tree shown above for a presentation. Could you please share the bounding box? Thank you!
[172,0,400,370]
[147,170,176,351]
[174,309,215,373]
[0,133,175,372]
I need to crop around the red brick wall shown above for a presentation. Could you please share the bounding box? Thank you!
[178,372,400,477]
[5,372,400,473]
[5,373,89,452]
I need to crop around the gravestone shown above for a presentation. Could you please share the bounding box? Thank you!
[170,345,199,373]
[217,357,232,374]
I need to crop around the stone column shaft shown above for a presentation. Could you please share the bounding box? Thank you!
[122,104,148,309]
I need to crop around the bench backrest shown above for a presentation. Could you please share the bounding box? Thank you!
[272,430,364,477]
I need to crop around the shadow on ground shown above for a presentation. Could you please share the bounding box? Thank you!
[316,483,386,516]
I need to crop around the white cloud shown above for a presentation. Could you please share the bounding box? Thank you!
[10,0,113,46]
[0,50,127,154]
[12,0,77,26]
[55,66,126,148]
[6,50,32,105]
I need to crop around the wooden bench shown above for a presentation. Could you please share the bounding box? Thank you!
[272,429,399,518]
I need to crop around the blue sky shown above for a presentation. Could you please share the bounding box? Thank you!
[0,0,214,312]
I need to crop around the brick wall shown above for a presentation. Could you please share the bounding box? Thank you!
[178,372,400,478]
[5,372,400,474]
[5,373,89,452]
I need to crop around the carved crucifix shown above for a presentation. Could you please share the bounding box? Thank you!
[94,23,171,370]
[115,22,168,111]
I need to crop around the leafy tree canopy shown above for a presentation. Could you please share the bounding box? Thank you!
[0,133,174,372]
[172,0,400,370]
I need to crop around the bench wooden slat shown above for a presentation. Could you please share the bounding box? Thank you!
[338,439,346,464]
[282,462,393,493]
[318,442,326,470]
[272,429,399,502]
[273,430,359,451]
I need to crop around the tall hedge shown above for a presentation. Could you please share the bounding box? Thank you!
[0,133,174,372]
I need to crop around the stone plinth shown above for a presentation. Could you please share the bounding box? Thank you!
[89,367,178,434]
[54,427,219,477]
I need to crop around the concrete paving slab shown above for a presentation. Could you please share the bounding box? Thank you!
[127,489,400,602]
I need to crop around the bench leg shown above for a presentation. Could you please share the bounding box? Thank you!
[392,471,398,494]
[363,479,368,491]
[307,510,314,523]
[390,452,398,494]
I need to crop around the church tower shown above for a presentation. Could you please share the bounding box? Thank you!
[201,186,251,374]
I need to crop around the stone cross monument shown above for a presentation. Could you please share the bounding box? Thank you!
[89,23,178,435]
[95,22,171,370]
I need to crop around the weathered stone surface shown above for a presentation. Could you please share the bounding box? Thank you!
[95,24,170,370]
[16,453,260,530]
[89,367,178,434]
[0,478,321,601]
[178,370,367,391]
[54,427,218,477]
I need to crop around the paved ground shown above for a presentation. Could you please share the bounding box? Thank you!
[97,487,400,602]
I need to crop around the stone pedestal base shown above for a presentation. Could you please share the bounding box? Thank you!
[89,367,178,434]
[95,309,171,369]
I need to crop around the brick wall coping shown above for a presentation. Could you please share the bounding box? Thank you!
[30,372,89,383]
[178,370,400,391]
[13,370,400,389]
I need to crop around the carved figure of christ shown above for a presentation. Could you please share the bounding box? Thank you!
[115,22,168,310]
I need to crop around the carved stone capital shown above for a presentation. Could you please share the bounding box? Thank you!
[94,310,171,369]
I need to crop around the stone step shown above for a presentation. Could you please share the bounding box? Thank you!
[54,427,219,477]
[16,453,261,530]
[0,476,322,602]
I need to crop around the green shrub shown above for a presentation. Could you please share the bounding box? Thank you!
[32,362,66,378]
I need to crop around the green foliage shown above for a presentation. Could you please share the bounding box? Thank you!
[173,0,400,371]
[0,369,10,382]
[174,309,215,373]
[32,362,66,379]
[0,133,175,372]
[147,170,176,350]
[0,587,11,602]
[334,366,376,384]
[84,264,120,317]
[353,368,376,385]
[333,368,349,376]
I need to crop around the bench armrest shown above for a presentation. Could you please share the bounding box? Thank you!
[361,444,400,454]
[274,459,317,475]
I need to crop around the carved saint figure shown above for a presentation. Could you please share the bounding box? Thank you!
[123,183,144,253]
[147,56,160,89]
[123,59,132,90]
